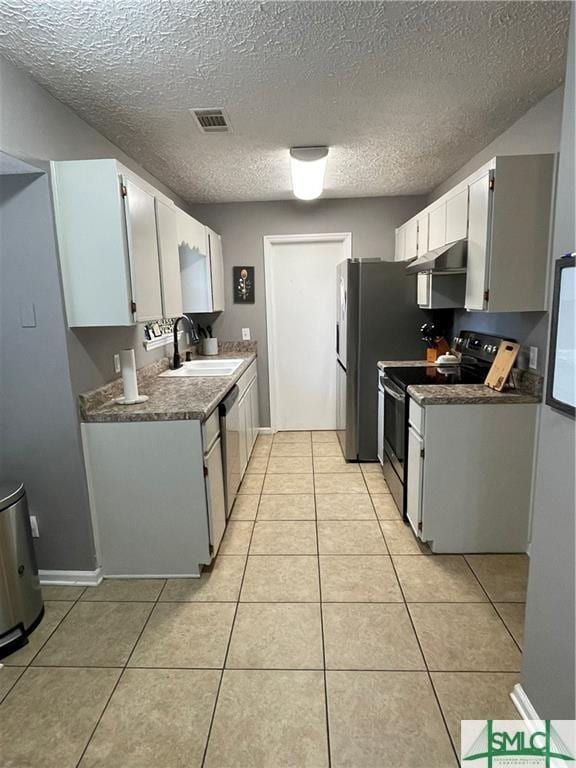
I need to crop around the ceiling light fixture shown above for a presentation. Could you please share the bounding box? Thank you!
[289,146,329,201]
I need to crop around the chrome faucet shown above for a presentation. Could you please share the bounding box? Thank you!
[173,315,200,369]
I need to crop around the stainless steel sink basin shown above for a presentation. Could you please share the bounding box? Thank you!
[159,358,244,378]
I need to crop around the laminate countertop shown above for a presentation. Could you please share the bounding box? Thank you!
[377,359,542,406]
[79,343,257,424]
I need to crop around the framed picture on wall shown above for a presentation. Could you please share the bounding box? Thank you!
[234,266,255,303]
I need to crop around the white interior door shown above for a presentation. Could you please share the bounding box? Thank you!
[265,234,351,431]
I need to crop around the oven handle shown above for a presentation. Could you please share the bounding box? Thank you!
[383,383,405,402]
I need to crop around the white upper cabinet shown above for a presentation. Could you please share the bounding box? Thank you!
[155,199,183,319]
[404,219,418,261]
[123,178,163,322]
[466,172,492,310]
[445,187,468,243]
[178,208,225,313]
[417,213,429,256]
[394,226,406,262]
[428,202,447,250]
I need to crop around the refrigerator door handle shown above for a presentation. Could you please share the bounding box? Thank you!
[336,322,339,355]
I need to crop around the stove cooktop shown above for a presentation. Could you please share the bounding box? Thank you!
[387,364,487,390]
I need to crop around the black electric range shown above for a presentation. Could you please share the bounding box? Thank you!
[381,330,516,517]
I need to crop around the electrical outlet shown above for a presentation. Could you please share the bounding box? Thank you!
[242,328,251,341]
[114,353,121,373]
[529,346,538,370]
[29,515,39,538]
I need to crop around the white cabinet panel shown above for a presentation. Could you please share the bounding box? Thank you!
[155,199,183,319]
[238,391,249,478]
[404,219,418,261]
[249,376,259,452]
[466,172,492,311]
[417,273,430,307]
[123,178,163,322]
[406,425,424,538]
[428,204,447,250]
[394,227,406,262]
[205,435,227,555]
[417,214,429,256]
[446,188,468,243]
[208,229,225,312]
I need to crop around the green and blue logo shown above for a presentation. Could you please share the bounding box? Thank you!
[461,720,576,767]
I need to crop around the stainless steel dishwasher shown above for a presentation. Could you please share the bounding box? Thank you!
[219,385,241,518]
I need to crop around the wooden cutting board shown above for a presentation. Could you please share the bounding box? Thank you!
[485,341,521,391]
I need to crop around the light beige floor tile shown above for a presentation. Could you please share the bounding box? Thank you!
[313,442,343,457]
[363,473,391,494]
[312,431,339,443]
[266,456,313,474]
[230,494,259,520]
[465,555,529,602]
[79,669,220,768]
[129,603,235,668]
[240,556,320,602]
[270,442,312,457]
[262,473,314,494]
[160,557,246,602]
[245,456,268,474]
[380,519,431,554]
[218,520,254,555]
[204,669,328,768]
[255,434,273,446]
[320,555,403,602]
[323,604,425,670]
[4,601,74,666]
[327,671,457,768]
[315,494,376,520]
[371,494,401,520]
[393,555,489,602]
[40,585,85,601]
[313,456,360,473]
[0,667,120,768]
[431,672,520,749]
[359,462,382,473]
[409,603,522,671]
[81,578,165,602]
[494,603,525,648]
[318,521,387,555]
[314,473,368,494]
[0,667,23,703]
[250,521,317,555]
[273,431,312,443]
[227,603,323,669]
[250,444,271,459]
[237,474,264,495]
[257,494,315,520]
[33,601,152,667]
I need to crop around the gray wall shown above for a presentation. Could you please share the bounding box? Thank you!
[522,12,575,718]
[0,55,190,392]
[429,85,564,371]
[188,196,426,426]
[0,171,96,570]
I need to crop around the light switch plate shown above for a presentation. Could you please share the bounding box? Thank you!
[529,346,538,370]
[242,328,251,341]
[29,515,39,538]
[113,354,121,373]
[19,301,37,328]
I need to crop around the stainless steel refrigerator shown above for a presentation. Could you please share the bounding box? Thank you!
[336,259,427,461]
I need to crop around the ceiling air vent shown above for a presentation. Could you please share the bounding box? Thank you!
[190,108,231,134]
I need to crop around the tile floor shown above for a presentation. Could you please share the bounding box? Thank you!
[0,430,527,768]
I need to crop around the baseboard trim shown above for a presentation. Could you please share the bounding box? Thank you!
[258,427,273,434]
[39,568,103,587]
[511,683,541,721]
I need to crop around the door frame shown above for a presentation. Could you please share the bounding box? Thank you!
[263,232,352,433]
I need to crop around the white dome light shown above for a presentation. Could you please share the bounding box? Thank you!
[289,146,329,201]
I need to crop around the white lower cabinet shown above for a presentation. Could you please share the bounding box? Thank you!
[238,371,259,478]
[204,435,227,555]
[407,398,537,553]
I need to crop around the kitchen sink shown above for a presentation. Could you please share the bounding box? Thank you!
[159,358,244,378]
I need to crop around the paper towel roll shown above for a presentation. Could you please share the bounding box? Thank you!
[120,349,139,402]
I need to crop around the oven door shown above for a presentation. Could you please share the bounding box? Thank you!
[382,376,406,479]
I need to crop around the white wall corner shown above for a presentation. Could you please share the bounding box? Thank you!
[510,683,541,722]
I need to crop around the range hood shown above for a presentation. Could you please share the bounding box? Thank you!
[406,239,467,274]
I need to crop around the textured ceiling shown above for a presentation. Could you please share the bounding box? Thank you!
[0,1,570,203]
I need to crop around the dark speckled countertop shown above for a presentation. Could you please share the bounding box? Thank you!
[80,342,257,423]
[378,359,542,406]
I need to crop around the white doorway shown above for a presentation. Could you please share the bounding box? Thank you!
[264,233,352,431]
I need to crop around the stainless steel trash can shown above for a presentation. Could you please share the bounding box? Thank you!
[0,482,44,659]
